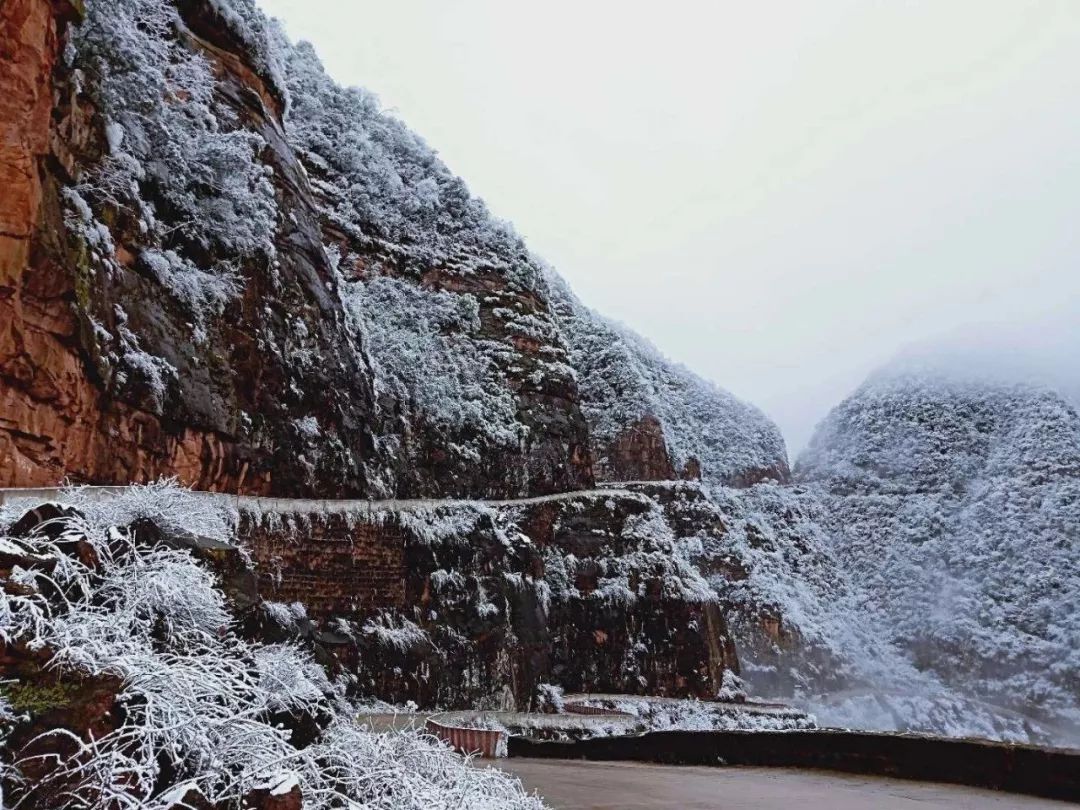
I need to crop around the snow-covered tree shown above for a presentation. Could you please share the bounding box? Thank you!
[0,484,545,809]
[69,0,279,333]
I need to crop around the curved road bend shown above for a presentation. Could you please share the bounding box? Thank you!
[496,759,1073,809]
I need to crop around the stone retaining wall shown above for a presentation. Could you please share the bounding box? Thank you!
[510,729,1080,802]
[243,513,406,617]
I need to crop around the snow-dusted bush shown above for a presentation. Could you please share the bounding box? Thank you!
[362,613,431,654]
[301,720,543,810]
[261,600,308,629]
[534,684,565,714]
[344,276,524,462]
[716,670,747,703]
[55,479,238,544]
[68,0,278,335]
[0,485,545,809]
[254,643,335,714]
[395,503,496,547]
[137,249,242,339]
[0,516,294,807]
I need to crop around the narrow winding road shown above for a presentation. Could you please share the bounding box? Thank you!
[497,759,1072,809]
[0,484,641,514]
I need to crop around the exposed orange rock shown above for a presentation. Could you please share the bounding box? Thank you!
[0,0,59,278]
[597,415,679,482]
[0,0,296,493]
[0,0,79,485]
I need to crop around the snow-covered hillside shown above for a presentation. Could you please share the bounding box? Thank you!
[797,364,1080,745]
[283,33,791,493]
[646,480,1051,744]
[545,275,790,487]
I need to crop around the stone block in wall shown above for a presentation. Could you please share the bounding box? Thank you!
[242,512,406,618]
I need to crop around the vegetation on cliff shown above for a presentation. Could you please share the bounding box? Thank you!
[0,485,544,809]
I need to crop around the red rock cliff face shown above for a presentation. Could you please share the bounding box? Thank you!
[0,0,282,490]
[0,0,593,498]
[598,415,689,483]
[0,0,171,488]
[0,0,386,496]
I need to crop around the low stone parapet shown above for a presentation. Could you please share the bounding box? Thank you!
[426,717,508,759]
[510,729,1080,802]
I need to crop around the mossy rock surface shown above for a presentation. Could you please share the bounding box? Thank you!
[0,681,80,716]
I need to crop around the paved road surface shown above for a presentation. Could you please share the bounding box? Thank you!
[497,758,1072,809]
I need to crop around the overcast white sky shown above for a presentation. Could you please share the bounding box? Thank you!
[260,0,1080,455]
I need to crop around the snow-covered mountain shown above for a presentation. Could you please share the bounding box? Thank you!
[797,363,1080,744]
[1,5,1078,810]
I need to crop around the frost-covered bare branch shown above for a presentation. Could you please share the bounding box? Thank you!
[0,484,545,809]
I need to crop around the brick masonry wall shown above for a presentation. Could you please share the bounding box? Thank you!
[241,512,406,618]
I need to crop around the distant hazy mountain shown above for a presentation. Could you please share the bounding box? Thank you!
[798,361,1080,744]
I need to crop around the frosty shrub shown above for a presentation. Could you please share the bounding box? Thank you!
[69,0,278,329]
[534,684,565,714]
[57,479,238,544]
[362,613,431,654]
[344,276,524,462]
[0,485,545,809]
